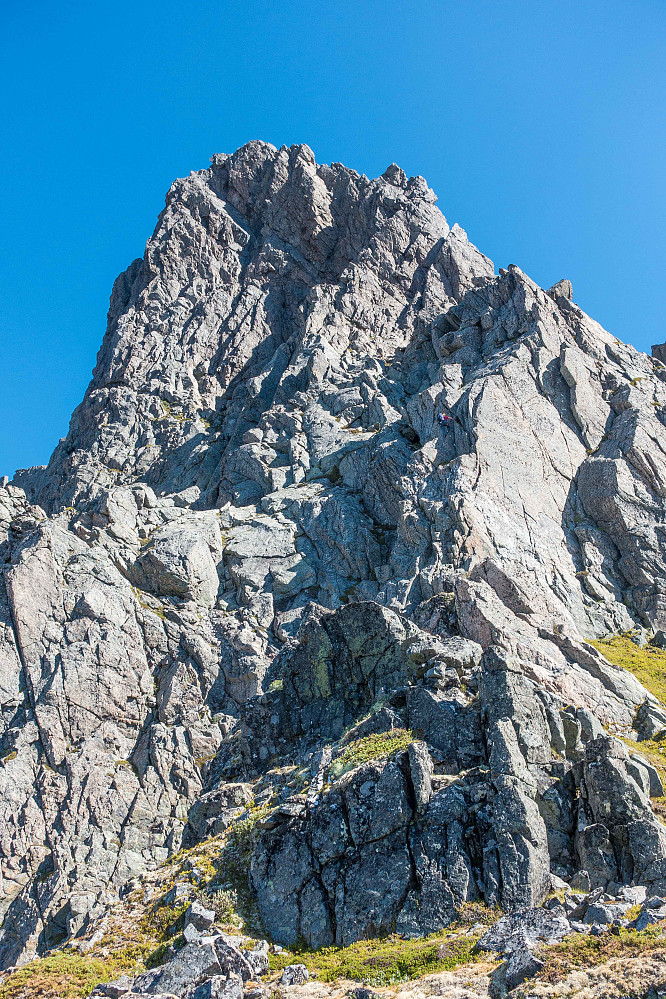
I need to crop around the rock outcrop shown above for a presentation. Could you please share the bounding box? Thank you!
[3,141,666,972]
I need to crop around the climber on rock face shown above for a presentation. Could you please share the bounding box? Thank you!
[437,411,454,432]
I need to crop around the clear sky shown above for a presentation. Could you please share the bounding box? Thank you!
[1,0,664,479]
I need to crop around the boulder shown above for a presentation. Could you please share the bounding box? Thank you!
[184,901,216,934]
[504,943,545,989]
[477,908,571,953]
[280,965,310,986]
[131,940,222,995]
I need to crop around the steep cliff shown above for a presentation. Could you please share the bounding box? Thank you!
[3,142,666,987]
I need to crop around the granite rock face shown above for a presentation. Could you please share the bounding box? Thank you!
[4,141,666,967]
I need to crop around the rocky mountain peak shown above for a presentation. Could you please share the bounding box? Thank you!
[17,141,494,516]
[3,144,666,991]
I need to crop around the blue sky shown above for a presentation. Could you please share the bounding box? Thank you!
[1,0,664,478]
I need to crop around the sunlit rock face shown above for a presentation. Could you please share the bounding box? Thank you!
[3,141,666,966]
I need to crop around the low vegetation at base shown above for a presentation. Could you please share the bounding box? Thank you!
[156,802,272,933]
[210,805,272,929]
[591,634,666,704]
[269,932,481,986]
[533,924,666,985]
[268,903,498,987]
[329,728,415,779]
[0,950,147,999]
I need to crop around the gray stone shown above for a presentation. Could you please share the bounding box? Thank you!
[186,975,243,999]
[131,940,222,994]
[634,895,666,930]
[139,522,222,605]
[584,901,631,925]
[241,941,270,978]
[280,964,310,986]
[634,699,666,741]
[213,938,256,981]
[91,977,134,997]
[570,871,591,893]
[504,943,545,989]
[651,630,666,649]
[477,907,571,953]
[183,923,204,944]
[184,901,216,933]
[546,278,573,301]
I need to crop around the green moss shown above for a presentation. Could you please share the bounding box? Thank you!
[330,729,415,780]
[0,751,17,763]
[195,754,217,768]
[160,400,186,422]
[591,634,666,704]
[268,931,483,986]
[115,759,138,775]
[311,653,332,699]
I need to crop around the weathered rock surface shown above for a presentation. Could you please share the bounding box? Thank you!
[3,141,666,974]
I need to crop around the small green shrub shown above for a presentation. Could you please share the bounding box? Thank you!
[329,729,415,780]
[197,887,238,924]
[218,806,272,895]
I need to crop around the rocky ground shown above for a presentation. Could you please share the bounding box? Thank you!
[3,141,666,996]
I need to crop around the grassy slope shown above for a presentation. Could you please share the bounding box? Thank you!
[591,634,666,784]
[590,635,666,703]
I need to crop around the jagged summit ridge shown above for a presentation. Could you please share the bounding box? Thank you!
[21,140,492,512]
[2,143,666,973]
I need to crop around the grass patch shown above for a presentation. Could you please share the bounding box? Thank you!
[160,805,272,932]
[618,733,666,791]
[0,949,147,999]
[212,805,272,928]
[139,900,189,943]
[268,931,482,986]
[160,400,186,422]
[590,634,666,704]
[330,729,415,780]
[535,925,666,984]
